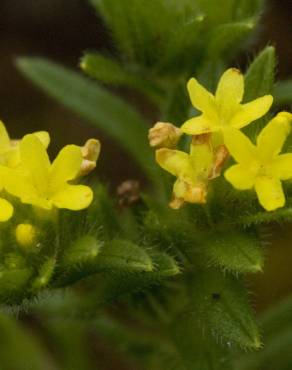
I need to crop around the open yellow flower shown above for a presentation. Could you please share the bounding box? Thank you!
[0,120,49,168]
[180,68,273,136]
[224,112,292,211]
[156,134,214,209]
[0,134,93,211]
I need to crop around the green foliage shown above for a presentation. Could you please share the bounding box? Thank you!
[16,58,154,178]
[274,80,292,105]
[207,21,255,59]
[80,53,162,103]
[244,46,276,101]
[190,269,260,350]
[202,231,264,273]
[9,0,292,369]
[236,296,292,370]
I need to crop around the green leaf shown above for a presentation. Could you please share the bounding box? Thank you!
[97,239,153,272]
[62,236,101,267]
[190,269,261,350]
[16,58,155,177]
[243,46,276,137]
[244,46,276,101]
[207,21,255,58]
[81,53,162,103]
[203,231,264,274]
[91,0,172,67]
[151,252,181,277]
[172,312,232,370]
[236,296,292,370]
[0,311,57,370]
[274,80,292,106]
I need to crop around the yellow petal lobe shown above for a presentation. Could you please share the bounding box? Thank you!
[255,176,285,211]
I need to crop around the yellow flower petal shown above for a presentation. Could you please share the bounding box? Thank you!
[257,112,292,160]
[255,176,285,211]
[231,95,273,129]
[52,184,93,210]
[224,164,255,190]
[190,135,213,178]
[187,78,217,119]
[271,154,292,180]
[215,68,244,117]
[155,148,195,181]
[50,145,82,193]
[0,166,51,209]
[33,131,50,149]
[223,127,256,165]
[0,121,10,151]
[180,115,218,135]
[0,198,13,222]
[20,134,50,195]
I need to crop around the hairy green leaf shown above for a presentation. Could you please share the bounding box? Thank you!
[190,269,261,350]
[97,239,153,273]
[203,231,264,274]
[244,46,275,101]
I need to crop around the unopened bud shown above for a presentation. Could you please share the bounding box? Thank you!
[15,223,38,248]
[80,139,101,176]
[148,122,182,149]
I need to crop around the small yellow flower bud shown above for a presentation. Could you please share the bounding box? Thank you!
[15,223,37,248]
[80,139,101,176]
[148,122,182,149]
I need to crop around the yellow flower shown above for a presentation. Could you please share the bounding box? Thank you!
[156,134,214,209]
[0,120,49,168]
[180,68,273,136]
[0,134,93,211]
[224,112,292,211]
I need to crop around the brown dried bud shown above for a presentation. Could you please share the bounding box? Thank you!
[117,180,140,208]
[80,139,101,176]
[148,122,182,149]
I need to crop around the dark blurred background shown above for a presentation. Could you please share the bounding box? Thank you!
[1,0,292,312]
